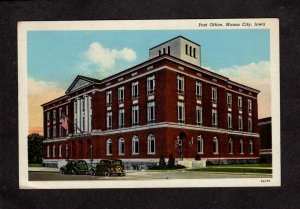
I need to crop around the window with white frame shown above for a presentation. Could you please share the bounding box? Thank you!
[211,86,217,103]
[118,86,125,103]
[213,137,219,154]
[147,134,155,154]
[248,117,253,132]
[118,108,125,128]
[196,105,203,125]
[177,75,185,94]
[59,107,62,120]
[106,91,112,106]
[59,144,62,158]
[228,138,233,154]
[185,44,188,55]
[47,112,50,125]
[131,81,139,99]
[65,144,69,159]
[53,109,56,124]
[196,81,202,98]
[212,109,218,127]
[238,115,243,131]
[147,101,155,123]
[227,93,232,107]
[132,135,139,155]
[47,127,50,138]
[238,96,243,109]
[249,139,254,154]
[132,105,139,126]
[106,138,112,155]
[240,139,244,154]
[227,113,232,130]
[52,145,56,158]
[197,135,204,154]
[53,125,57,138]
[177,101,185,123]
[118,138,125,155]
[147,75,155,94]
[106,112,112,130]
[47,145,50,157]
[248,99,252,112]
[59,124,63,137]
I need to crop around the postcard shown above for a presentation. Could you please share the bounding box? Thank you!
[18,19,280,189]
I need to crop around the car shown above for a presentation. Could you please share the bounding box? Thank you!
[91,159,125,176]
[60,160,91,175]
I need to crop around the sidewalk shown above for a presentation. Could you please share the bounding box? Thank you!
[29,167,59,172]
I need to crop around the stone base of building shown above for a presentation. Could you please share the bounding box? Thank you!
[206,158,260,165]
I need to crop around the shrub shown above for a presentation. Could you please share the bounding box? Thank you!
[159,154,166,168]
[167,153,175,168]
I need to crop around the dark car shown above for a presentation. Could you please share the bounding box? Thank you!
[60,160,91,175]
[91,159,125,176]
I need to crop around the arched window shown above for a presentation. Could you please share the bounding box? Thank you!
[59,144,62,158]
[193,48,196,58]
[249,140,254,154]
[197,135,204,154]
[47,145,50,157]
[147,134,155,154]
[213,137,219,154]
[52,145,56,158]
[106,138,112,155]
[240,139,244,154]
[132,135,139,155]
[185,44,188,55]
[228,138,233,154]
[118,137,125,155]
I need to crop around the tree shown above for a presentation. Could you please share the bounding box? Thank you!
[158,154,166,168]
[167,153,175,168]
[28,133,43,164]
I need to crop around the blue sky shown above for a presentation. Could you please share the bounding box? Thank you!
[28,29,270,89]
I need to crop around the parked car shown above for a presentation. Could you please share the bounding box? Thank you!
[60,160,91,175]
[91,159,125,176]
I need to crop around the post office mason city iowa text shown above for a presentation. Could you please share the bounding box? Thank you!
[41,36,260,169]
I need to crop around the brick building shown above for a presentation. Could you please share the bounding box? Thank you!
[258,117,272,163]
[41,36,260,168]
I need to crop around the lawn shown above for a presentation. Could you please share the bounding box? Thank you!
[28,163,43,167]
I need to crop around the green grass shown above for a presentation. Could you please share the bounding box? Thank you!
[28,163,43,167]
[210,164,272,168]
[189,167,272,174]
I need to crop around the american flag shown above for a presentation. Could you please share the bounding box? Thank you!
[61,115,68,130]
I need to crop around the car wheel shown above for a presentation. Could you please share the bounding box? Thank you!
[104,169,111,177]
[71,169,77,175]
[90,168,96,176]
[60,169,65,174]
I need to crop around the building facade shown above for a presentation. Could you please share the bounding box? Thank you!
[42,36,260,168]
[258,117,272,163]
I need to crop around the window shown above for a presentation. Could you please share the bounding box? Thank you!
[66,105,68,116]
[159,50,161,56]
[211,86,217,102]
[82,98,85,112]
[147,134,155,154]
[47,145,50,157]
[238,96,243,109]
[59,108,62,121]
[228,139,233,154]
[147,75,155,94]
[227,113,232,130]
[193,48,196,58]
[227,93,232,107]
[106,91,112,106]
[132,105,139,126]
[131,81,139,99]
[195,81,202,98]
[163,48,166,54]
[177,101,185,123]
[106,112,112,130]
[212,109,218,127]
[196,105,203,125]
[177,75,184,94]
[248,99,252,112]
[118,138,125,155]
[47,127,50,138]
[197,135,204,154]
[106,138,112,155]
[47,112,50,125]
[132,135,139,155]
[118,108,125,128]
[52,145,56,158]
[53,110,56,124]
[249,140,254,154]
[185,44,188,55]
[238,115,243,131]
[53,125,57,138]
[59,124,63,137]
[65,144,69,159]
[213,137,219,154]
[147,101,155,123]
[189,46,192,56]
[168,46,170,54]
[240,139,244,154]
[118,86,125,103]
[59,144,62,158]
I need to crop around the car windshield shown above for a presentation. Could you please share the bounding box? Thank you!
[78,161,87,165]
[112,160,122,165]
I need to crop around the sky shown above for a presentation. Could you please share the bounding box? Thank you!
[27,29,271,135]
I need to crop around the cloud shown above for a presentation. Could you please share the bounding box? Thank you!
[85,42,137,70]
[214,61,271,119]
[28,78,65,135]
